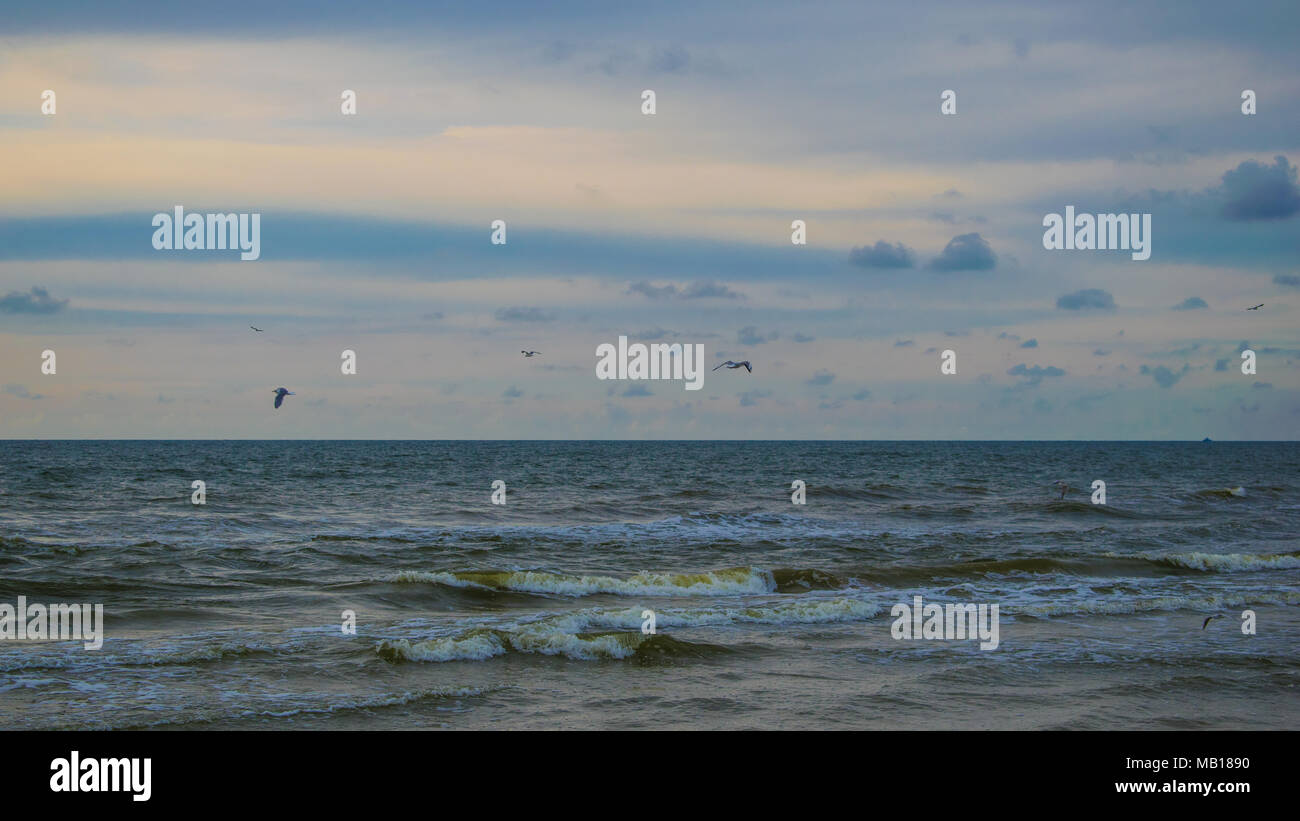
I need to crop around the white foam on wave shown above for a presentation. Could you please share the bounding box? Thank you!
[376,596,883,663]
[1109,550,1300,572]
[389,566,777,597]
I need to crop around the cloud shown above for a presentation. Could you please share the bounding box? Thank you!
[894,339,915,347]
[1140,364,1187,388]
[1093,349,1111,356]
[0,286,68,315]
[928,233,996,271]
[502,385,524,398]
[1019,338,1038,348]
[851,389,871,400]
[680,281,743,300]
[1215,359,1229,371]
[622,384,653,397]
[739,389,772,407]
[806,369,835,386]
[627,281,677,299]
[792,332,815,343]
[1007,363,1065,386]
[1172,296,1208,310]
[1057,289,1116,311]
[627,280,743,300]
[1253,381,1273,389]
[1274,274,1300,287]
[737,326,779,345]
[1219,156,1300,221]
[495,307,554,322]
[848,240,915,269]
[3,384,44,400]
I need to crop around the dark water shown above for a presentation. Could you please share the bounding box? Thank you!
[0,441,1296,730]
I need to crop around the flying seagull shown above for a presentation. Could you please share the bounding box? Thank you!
[713,360,753,372]
[1247,304,1263,311]
[1202,615,1222,630]
[273,387,294,409]
[250,325,264,332]
[521,350,541,357]
[1052,480,1068,500]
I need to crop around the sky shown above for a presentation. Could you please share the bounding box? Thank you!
[0,0,1297,439]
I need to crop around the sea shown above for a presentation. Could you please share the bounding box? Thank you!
[0,440,1296,730]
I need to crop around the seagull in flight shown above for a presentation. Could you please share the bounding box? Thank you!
[250,325,264,332]
[713,360,753,372]
[1247,304,1263,311]
[272,387,294,409]
[1202,615,1222,630]
[521,350,541,357]
[1052,480,1069,500]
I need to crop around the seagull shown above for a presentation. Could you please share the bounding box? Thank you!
[273,387,294,409]
[250,325,264,332]
[713,360,753,373]
[1052,480,1068,500]
[1247,304,1263,311]
[521,350,541,357]
[1202,615,1223,630]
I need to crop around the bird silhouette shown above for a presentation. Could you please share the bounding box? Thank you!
[1247,304,1263,311]
[273,387,294,409]
[250,325,264,332]
[521,350,541,357]
[713,360,752,372]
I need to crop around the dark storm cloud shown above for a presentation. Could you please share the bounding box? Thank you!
[848,240,915,269]
[1219,156,1300,221]
[1056,289,1116,311]
[928,233,996,271]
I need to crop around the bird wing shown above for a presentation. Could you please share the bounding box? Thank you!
[274,394,284,408]
[742,362,752,372]
[713,362,727,371]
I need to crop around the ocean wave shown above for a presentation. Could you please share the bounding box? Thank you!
[1115,550,1300,572]
[0,638,277,673]
[376,597,882,663]
[387,566,779,597]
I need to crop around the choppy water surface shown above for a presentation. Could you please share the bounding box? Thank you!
[0,441,1295,729]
